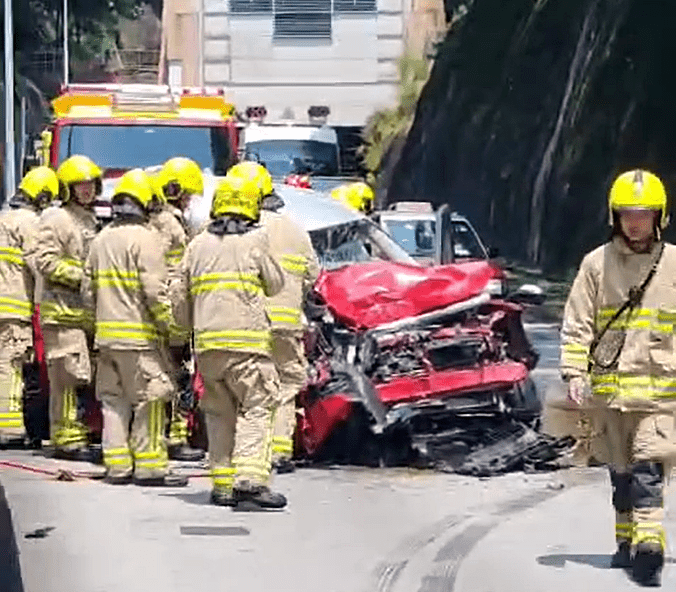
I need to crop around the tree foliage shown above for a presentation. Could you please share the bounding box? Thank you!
[6,0,147,60]
[360,54,430,185]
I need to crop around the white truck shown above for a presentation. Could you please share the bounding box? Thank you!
[239,106,361,193]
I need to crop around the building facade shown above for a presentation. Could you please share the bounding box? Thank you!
[160,0,410,125]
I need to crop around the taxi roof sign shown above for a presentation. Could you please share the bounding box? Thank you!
[388,201,434,213]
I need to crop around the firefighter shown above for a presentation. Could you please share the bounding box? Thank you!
[82,169,187,487]
[227,162,319,473]
[0,167,58,446]
[172,175,286,509]
[32,155,101,461]
[331,181,375,215]
[561,170,676,586]
[150,157,205,462]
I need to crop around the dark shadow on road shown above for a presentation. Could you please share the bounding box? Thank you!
[537,553,676,569]
[0,480,25,592]
[158,491,212,506]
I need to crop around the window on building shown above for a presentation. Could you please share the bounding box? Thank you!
[273,0,332,39]
[230,0,272,13]
[333,0,376,12]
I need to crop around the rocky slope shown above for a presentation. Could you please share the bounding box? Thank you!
[388,0,676,272]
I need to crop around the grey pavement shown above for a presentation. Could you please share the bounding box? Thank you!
[4,323,675,591]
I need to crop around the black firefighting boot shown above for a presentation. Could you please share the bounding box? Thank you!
[168,443,205,462]
[273,458,296,474]
[210,489,236,507]
[0,433,29,450]
[103,473,133,486]
[611,541,632,569]
[232,484,287,511]
[51,447,95,463]
[631,462,666,586]
[133,472,189,487]
[632,542,664,587]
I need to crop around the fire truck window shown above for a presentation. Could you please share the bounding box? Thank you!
[58,124,233,174]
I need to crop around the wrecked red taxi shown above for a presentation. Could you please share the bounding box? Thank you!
[207,185,545,468]
[297,259,541,467]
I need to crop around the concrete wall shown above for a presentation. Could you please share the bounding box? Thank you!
[162,0,406,125]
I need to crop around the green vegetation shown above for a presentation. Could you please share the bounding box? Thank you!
[360,54,430,185]
[5,0,146,61]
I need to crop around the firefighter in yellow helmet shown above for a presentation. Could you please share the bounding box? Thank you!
[347,181,375,215]
[0,167,58,446]
[226,163,320,473]
[30,155,101,461]
[561,169,676,585]
[150,157,205,462]
[82,169,187,486]
[331,181,375,214]
[171,175,286,509]
[227,161,274,198]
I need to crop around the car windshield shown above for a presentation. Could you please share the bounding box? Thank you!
[382,219,436,257]
[309,220,416,270]
[382,219,487,260]
[57,124,234,174]
[244,140,339,177]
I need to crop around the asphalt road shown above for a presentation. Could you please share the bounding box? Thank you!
[1,323,674,591]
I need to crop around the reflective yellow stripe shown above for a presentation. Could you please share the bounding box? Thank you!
[633,522,666,548]
[272,436,294,455]
[190,272,263,296]
[280,254,308,276]
[0,247,25,266]
[93,269,141,290]
[134,400,167,471]
[592,373,676,399]
[103,448,133,467]
[211,466,236,490]
[596,307,675,333]
[267,306,302,326]
[50,257,83,287]
[194,329,271,353]
[40,301,92,325]
[96,320,159,342]
[0,296,33,319]
[561,342,589,369]
[165,248,184,266]
[616,522,634,540]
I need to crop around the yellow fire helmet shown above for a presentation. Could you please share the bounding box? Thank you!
[330,184,352,205]
[347,181,375,213]
[158,157,204,198]
[148,172,167,205]
[609,169,669,229]
[18,166,59,204]
[227,161,273,198]
[211,175,262,221]
[113,168,155,210]
[56,155,103,202]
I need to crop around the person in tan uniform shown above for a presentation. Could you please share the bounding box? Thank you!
[561,170,676,586]
[149,157,205,462]
[31,155,101,461]
[82,169,187,487]
[0,167,58,446]
[172,175,286,509]
[227,162,319,473]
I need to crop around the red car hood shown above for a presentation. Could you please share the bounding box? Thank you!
[315,261,494,330]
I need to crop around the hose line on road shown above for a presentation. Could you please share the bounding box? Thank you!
[0,460,210,482]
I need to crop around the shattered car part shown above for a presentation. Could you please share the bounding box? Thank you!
[295,259,557,471]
